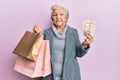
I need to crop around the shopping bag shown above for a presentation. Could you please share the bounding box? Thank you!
[14,40,51,78]
[13,31,43,61]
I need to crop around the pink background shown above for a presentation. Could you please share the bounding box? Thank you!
[0,0,120,80]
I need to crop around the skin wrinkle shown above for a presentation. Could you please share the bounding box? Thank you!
[51,8,67,32]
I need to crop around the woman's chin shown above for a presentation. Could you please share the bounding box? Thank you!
[56,24,62,27]
[56,23,65,27]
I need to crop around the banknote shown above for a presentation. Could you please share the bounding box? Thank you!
[83,20,97,36]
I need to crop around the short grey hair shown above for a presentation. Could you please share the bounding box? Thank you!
[51,4,69,20]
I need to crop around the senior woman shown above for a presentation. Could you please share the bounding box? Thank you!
[34,4,93,80]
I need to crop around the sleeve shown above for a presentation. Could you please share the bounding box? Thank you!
[74,29,90,57]
[43,30,46,40]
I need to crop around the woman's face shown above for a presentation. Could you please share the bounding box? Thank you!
[52,8,67,27]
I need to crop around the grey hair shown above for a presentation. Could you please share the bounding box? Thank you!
[51,4,69,20]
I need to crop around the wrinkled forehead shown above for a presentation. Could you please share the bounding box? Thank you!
[51,5,69,19]
[52,7,66,13]
[52,8,66,14]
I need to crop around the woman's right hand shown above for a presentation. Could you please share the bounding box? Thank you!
[33,24,41,33]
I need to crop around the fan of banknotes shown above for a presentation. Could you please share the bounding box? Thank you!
[83,20,97,36]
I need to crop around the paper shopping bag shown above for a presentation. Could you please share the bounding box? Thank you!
[13,31,43,61]
[14,40,51,78]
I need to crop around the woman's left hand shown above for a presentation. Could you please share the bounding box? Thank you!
[33,24,41,33]
[82,34,94,48]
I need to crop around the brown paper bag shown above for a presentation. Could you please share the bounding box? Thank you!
[13,31,43,61]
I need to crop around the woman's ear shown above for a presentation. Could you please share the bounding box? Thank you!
[65,16,68,22]
[51,16,53,21]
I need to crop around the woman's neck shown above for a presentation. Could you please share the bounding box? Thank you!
[55,24,66,32]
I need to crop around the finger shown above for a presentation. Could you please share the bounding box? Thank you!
[85,36,94,43]
[84,38,89,44]
[86,34,93,40]
[33,25,41,33]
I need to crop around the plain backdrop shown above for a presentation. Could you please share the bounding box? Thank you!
[0,0,120,80]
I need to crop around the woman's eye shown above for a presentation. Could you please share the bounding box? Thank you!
[60,14,64,16]
[52,13,64,17]
[53,14,57,16]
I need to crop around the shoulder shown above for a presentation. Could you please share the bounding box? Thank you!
[67,25,78,34]
[43,27,53,40]
[44,27,52,35]
[67,26,80,40]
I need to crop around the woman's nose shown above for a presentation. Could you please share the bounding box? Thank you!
[56,14,60,19]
